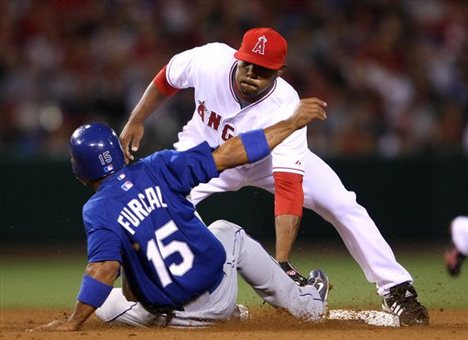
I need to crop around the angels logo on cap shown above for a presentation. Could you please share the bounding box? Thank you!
[234,27,287,70]
[252,35,267,55]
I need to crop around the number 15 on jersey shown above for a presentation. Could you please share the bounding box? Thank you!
[146,220,194,287]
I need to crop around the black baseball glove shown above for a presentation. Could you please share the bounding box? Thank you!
[279,261,307,286]
[444,245,466,276]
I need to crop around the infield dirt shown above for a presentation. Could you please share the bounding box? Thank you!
[1,308,466,340]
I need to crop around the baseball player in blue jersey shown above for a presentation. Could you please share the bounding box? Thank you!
[36,99,328,331]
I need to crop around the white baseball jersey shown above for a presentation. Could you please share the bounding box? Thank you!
[166,42,306,176]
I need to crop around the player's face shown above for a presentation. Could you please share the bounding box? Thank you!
[235,61,279,99]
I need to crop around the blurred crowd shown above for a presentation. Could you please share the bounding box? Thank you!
[1,0,467,159]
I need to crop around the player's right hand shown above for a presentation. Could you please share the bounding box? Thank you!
[290,97,327,129]
[30,320,78,332]
[120,121,144,164]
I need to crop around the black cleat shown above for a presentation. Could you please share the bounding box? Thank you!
[382,282,429,326]
[279,261,308,286]
[306,269,330,302]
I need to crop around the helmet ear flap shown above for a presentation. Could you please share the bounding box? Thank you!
[70,157,88,185]
[69,123,125,182]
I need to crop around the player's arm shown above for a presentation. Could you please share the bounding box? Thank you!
[120,65,178,163]
[274,171,303,262]
[35,261,120,331]
[212,97,323,286]
[213,98,326,171]
[274,172,307,285]
[270,98,327,285]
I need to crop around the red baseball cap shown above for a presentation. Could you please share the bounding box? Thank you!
[234,27,287,70]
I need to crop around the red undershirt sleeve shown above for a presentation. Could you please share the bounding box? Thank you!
[273,172,304,217]
[152,65,179,96]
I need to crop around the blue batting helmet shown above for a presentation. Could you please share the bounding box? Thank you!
[69,123,125,181]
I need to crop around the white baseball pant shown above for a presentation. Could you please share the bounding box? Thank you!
[190,150,413,295]
[95,220,325,327]
[451,216,468,255]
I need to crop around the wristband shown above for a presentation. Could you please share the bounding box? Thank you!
[77,275,113,308]
[239,129,270,163]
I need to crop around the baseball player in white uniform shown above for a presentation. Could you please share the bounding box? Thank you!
[444,216,468,276]
[120,27,428,326]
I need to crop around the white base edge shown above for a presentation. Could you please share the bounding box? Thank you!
[328,309,400,327]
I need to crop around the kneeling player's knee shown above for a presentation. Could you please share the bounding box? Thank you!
[317,191,362,220]
[336,191,359,211]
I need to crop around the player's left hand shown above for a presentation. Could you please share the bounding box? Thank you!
[444,245,466,276]
[279,261,308,286]
[30,319,78,332]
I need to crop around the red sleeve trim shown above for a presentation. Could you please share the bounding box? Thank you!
[273,172,304,217]
[152,65,179,96]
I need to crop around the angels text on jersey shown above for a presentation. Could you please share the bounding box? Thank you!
[197,100,235,141]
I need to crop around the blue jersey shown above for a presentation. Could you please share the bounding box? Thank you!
[81,142,226,308]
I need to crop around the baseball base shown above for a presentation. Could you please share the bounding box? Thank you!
[328,309,400,327]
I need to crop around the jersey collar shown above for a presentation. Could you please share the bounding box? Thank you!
[97,167,127,191]
[229,61,277,109]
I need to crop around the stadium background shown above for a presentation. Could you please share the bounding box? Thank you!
[1,0,467,323]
